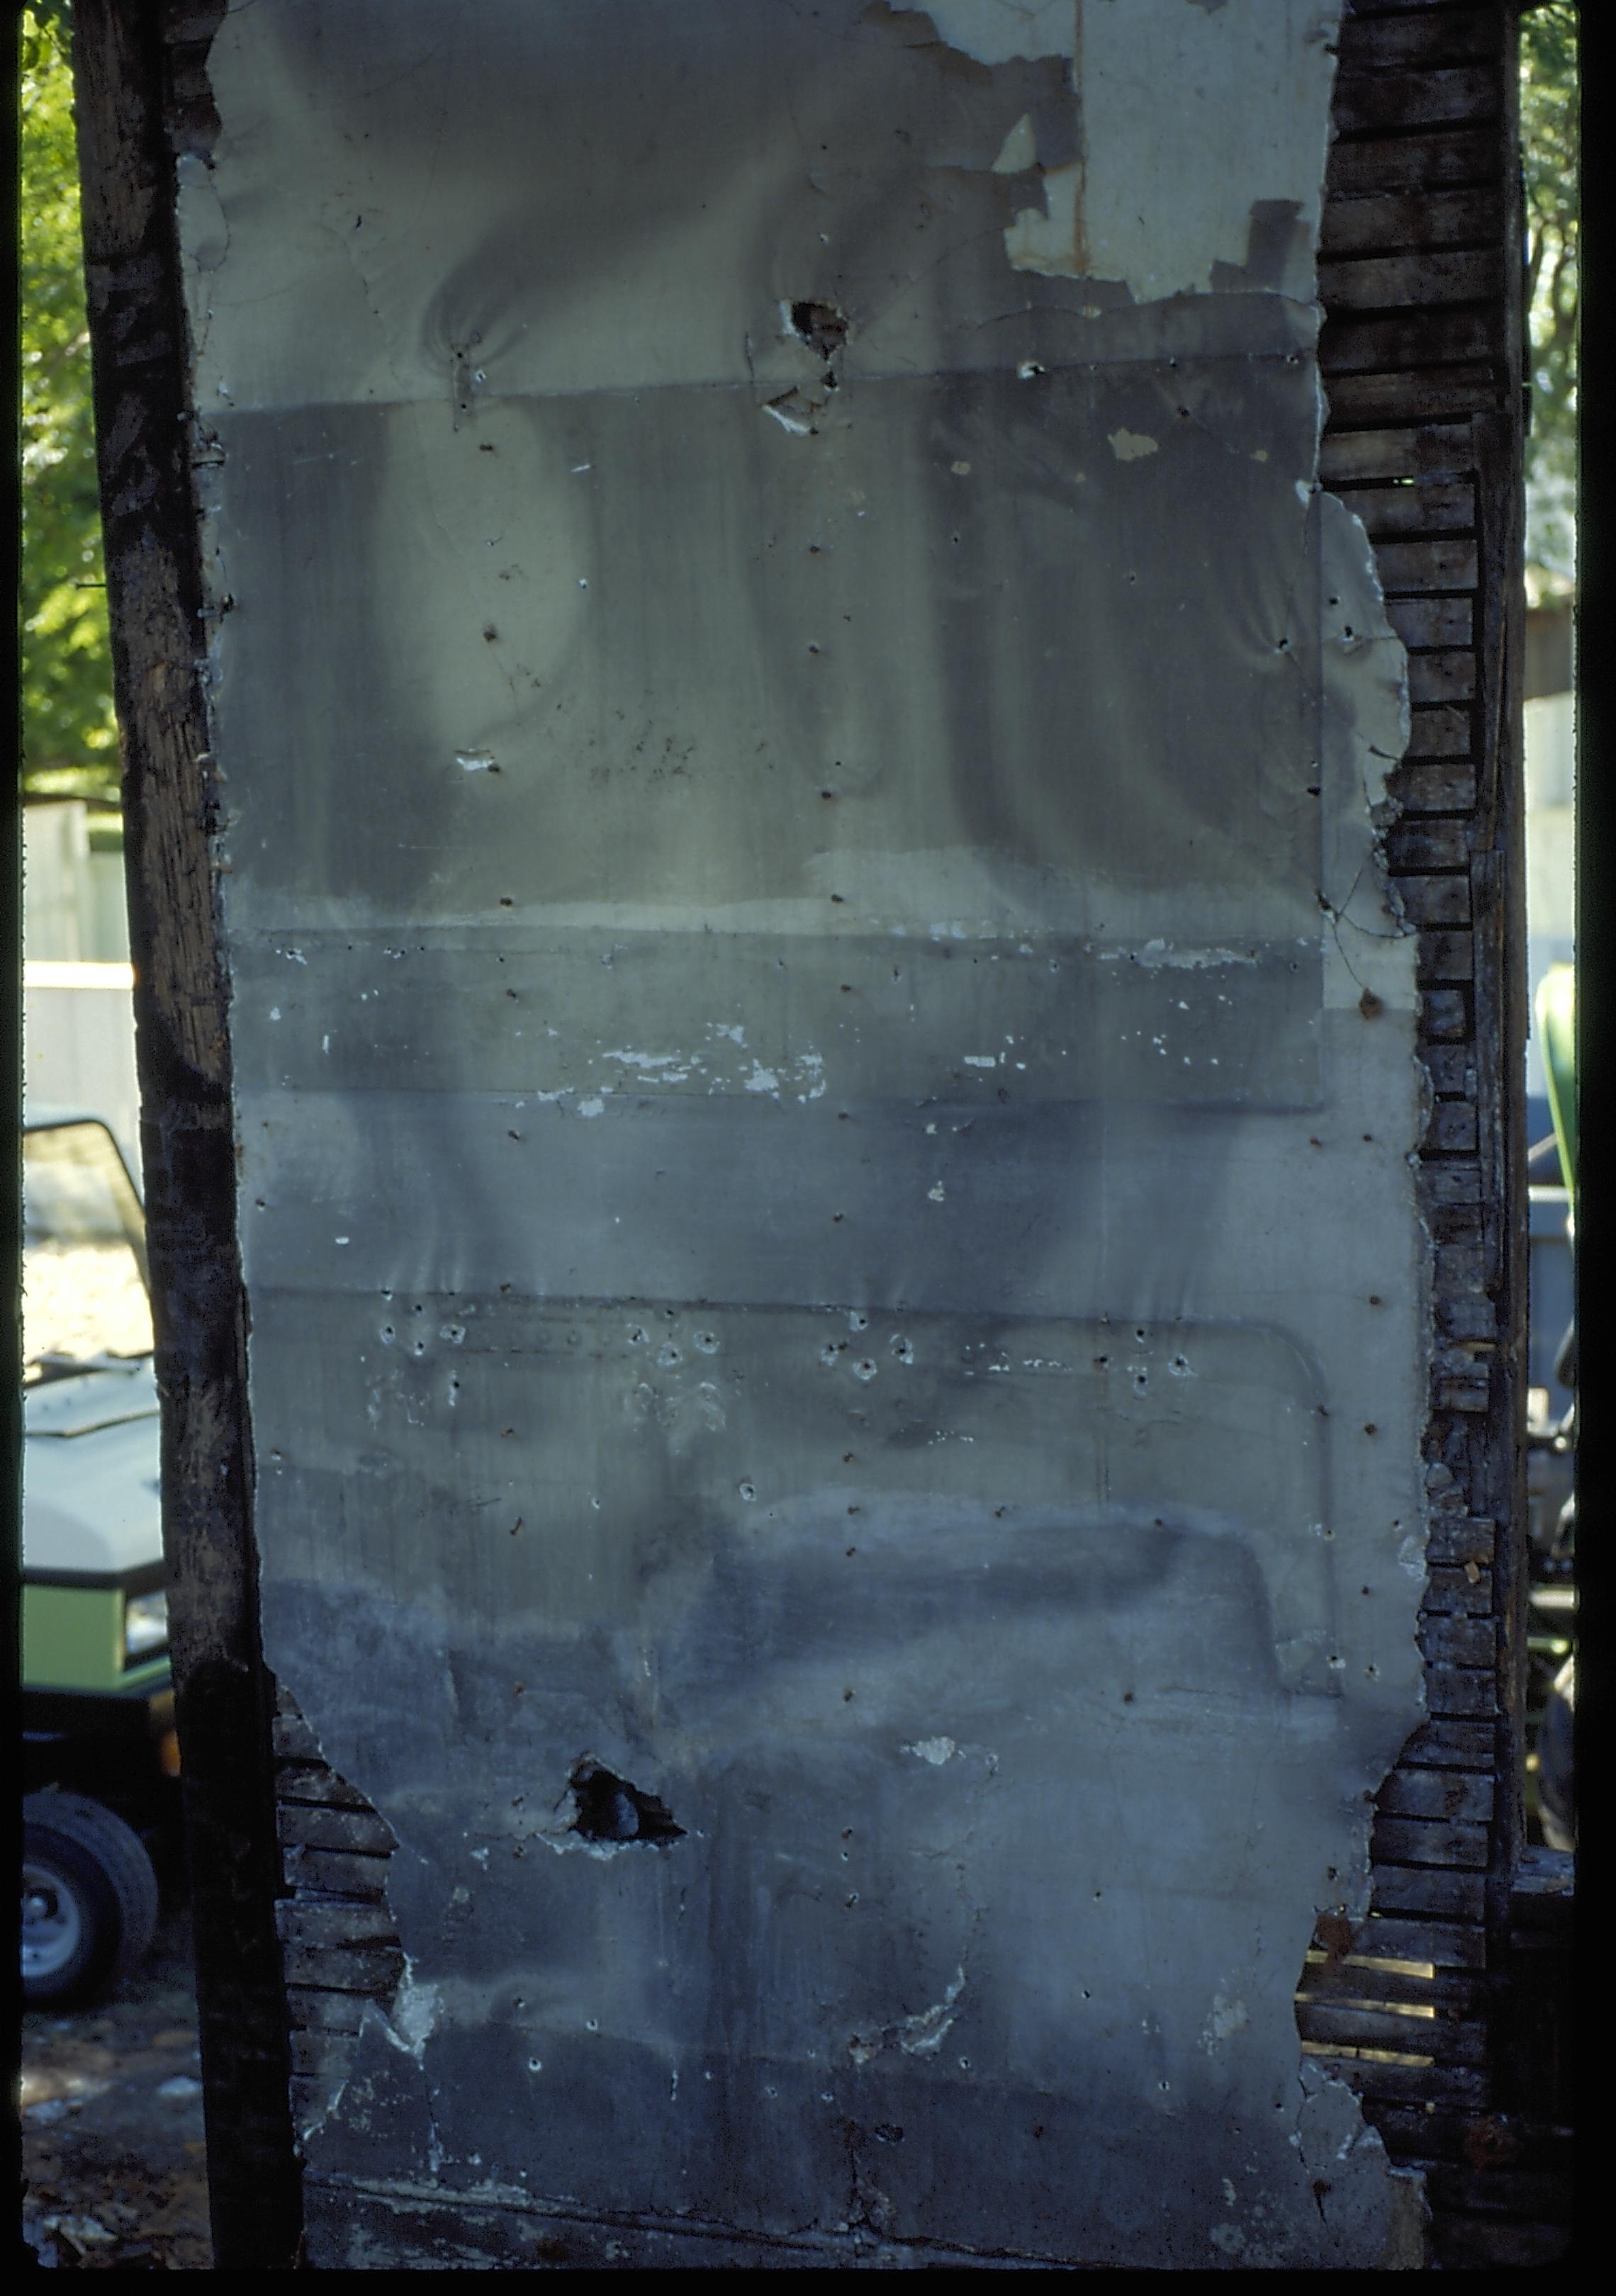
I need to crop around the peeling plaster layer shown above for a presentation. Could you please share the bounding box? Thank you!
[177,0,1333,412]
[191,0,1426,2268]
[930,0,1334,298]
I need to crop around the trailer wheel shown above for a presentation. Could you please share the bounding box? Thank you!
[21,1791,161,2008]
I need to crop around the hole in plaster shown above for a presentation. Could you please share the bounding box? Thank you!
[564,1761,684,1847]
[790,298,848,359]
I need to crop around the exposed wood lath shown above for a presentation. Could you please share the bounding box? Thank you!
[271,1689,407,2144]
[1300,0,1569,2263]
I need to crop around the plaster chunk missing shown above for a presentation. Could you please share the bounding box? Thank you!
[554,1760,685,1852]
[764,397,816,437]
[850,1969,968,2066]
[899,1969,967,2055]
[1108,429,1160,463]
[386,1962,442,2062]
[904,1735,958,1765]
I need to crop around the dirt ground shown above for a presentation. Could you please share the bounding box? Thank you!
[21,1901,212,2270]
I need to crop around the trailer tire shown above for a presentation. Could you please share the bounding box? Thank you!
[21,1791,161,2008]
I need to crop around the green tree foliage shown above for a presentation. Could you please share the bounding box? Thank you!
[1520,4,1578,584]
[21,4,118,803]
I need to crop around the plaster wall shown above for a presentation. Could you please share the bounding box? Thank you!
[183,0,1428,2265]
